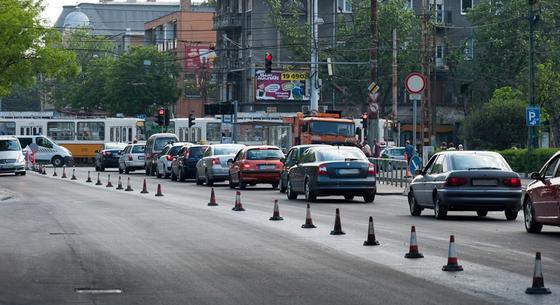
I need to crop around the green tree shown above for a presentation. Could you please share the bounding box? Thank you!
[107,46,181,116]
[536,62,560,147]
[0,0,77,96]
[463,87,527,149]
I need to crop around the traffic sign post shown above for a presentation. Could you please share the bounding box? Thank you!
[526,106,540,127]
[404,72,426,158]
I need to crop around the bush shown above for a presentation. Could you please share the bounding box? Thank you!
[498,148,559,173]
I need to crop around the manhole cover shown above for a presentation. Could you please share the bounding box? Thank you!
[74,288,123,294]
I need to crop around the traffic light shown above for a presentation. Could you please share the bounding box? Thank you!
[265,52,272,74]
[164,110,170,126]
[157,108,165,126]
[361,113,368,129]
[188,113,195,128]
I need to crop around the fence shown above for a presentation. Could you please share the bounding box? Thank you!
[369,158,411,190]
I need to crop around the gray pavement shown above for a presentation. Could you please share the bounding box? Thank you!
[0,168,558,305]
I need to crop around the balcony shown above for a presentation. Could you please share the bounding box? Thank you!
[213,13,242,30]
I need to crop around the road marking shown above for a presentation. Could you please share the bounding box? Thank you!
[74,288,123,294]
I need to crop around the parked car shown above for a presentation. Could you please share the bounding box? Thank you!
[228,146,285,189]
[170,145,208,182]
[407,151,522,220]
[524,151,560,233]
[155,142,191,179]
[95,142,128,171]
[17,135,73,167]
[286,146,376,203]
[0,136,26,176]
[195,144,245,186]
[118,142,146,174]
[144,133,179,176]
[279,144,329,193]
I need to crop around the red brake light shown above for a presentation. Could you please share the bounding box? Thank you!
[211,157,220,166]
[317,164,328,175]
[241,162,251,169]
[503,178,521,187]
[368,163,376,175]
[445,177,467,186]
[166,155,173,161]
[102,151,112,157]
[128,154,133,161]
[185,150,190,159]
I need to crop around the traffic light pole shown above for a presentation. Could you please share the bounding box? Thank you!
[309,0,319,112]
[528,0,537,150]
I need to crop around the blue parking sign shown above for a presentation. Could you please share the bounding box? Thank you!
[526,107,540,126]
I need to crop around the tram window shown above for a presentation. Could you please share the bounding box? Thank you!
[207,123,221,142]
[110,128,115,142]
[77,122,105,141]
[47,122,75,141]
[136,124,145,141]
[0,122,15,135]
[128,128,132,143]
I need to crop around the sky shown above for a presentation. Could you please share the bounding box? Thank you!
[40,0,182,26]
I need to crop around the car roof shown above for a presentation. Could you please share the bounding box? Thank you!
[245,145,281,150]
[210,144,245,147]
[0,135,18,140]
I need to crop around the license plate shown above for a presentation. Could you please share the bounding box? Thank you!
[259,164,275,170]
[472,179,497,186]
[138,156,144,160]
[338,168,359,175]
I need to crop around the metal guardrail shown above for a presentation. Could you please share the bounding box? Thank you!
[369,158,411,189]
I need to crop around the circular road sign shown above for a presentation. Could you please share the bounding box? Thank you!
[405,72,426,94]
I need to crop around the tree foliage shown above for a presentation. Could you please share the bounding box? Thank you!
[0,0,78,96]
[536,62,560,146]
[463,87,527,150]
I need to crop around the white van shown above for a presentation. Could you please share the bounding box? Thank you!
[17,135,73,167]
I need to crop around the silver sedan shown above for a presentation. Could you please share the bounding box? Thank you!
[195,144,245,186]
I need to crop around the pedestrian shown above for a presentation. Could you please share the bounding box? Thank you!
[373,139,381,158]
[405,140,414,162]
[447,142,456,151]
[362,138,372,157]
[458,144,464,151]
[440,141,447,151]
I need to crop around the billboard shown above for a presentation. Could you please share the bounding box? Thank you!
[255,71,309,101]
[184,47,216,71]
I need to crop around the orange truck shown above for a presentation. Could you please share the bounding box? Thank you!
[282,112,357,146]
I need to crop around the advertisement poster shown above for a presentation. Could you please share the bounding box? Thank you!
[184,47,216,71]
[255,71,309,101]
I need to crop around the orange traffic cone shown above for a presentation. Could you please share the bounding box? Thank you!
[52,167,57,177]
[405,153,411,177]
[525,252,551,294]
[405,225,423,258]
[86,170,92,182]
[301,204,316,228]
[61,166,67,178]
[442,235,463,272]
[71,168,77,180]
[155,183,164,196]
[232,191,245,211]
[363,216,380,246]
[106,174,113,187]
[95,173,102,185]
[330,208,346,235]
[269,200,283,221]
[125,177,133,191]
[116,176,123,190]
[208,188,218,206]
[140,179,149,193]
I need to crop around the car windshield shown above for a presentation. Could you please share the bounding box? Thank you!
[106,149,122,154]
[450,153,511,171]
[317,148,367,162]
[214,146,243,155]
[0,139,20,151]
[390,149,405,156]
[246,148,284,160]
[310,121,354,136]
[169,146,182,156]
[132,145,145,153]
[154,137,177,151]
[188,146,207,158]
[105,143,126,150]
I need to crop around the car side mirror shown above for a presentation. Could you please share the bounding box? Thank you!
[280,158,286,164]
[414,169,423,176]
[530,172,542,180]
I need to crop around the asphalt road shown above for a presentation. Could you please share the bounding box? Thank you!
[0,167,558,305]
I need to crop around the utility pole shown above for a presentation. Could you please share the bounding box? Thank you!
[309,0,319,112]
[392,29,398,145]
[528,0,538,149]
[368,0,378,147]
[420,0,432,148]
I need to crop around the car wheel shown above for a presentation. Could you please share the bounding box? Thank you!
[178,169,185,182]
[505,209,518,221]
[279,178,287,193]
[408,190,422,216]
[433,195,447,219]
[100,166,105,172]
[476,210,488,217]
[286,179,297,200]
[95,165,100,172]
[51,156,64,167]
[363,192,375,203]
[125,167,130,174]
[524,200,543,233]
[156,167,162,178]
[271,183,279,190]
[205,170,214,186]
[344,195,354,201]
[171,170,177,181]
[119,166,124,174]
[304,178,317,202]
[195,171,203,185]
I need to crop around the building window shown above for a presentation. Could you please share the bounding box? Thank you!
[435,45,444,66]
[337,0,352,13]
[0,122,15,135]
[461,0,472,15]
[184,73,201,98]
[436,4,444,23]
[464,38,474,60]
[405,0,413,10]
[247,0,252,12]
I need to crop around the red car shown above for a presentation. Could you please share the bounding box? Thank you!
[228,146,284,189]
[524,151,560,233]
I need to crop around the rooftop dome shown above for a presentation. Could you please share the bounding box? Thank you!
[63,9,90,28]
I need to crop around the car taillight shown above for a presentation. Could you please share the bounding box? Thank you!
[317,164,328,175]
[368,163,376,176]
[211,157,220,166]
[503,177,521,187]
[102,151,111,157]
[445,177,467,187]
[185,151,190,159]
[166,155,173,161]
[242,162,251,169]
[128,154,133,161]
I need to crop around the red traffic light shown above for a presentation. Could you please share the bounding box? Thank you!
[362,113,368,120]
[265,52,272,61]
[159,108,165,116]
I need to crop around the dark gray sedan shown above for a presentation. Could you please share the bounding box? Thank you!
[286,146,376,203]
[407,151,522,220]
